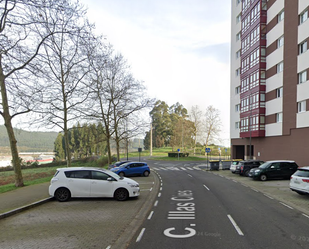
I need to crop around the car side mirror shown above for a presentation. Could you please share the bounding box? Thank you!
[270,166,275,169]
[107,177,114,181]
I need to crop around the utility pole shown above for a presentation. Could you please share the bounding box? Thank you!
[150,123,153,156]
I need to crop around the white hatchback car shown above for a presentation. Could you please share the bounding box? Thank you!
[290,166,309,195]
[49,167,140,202]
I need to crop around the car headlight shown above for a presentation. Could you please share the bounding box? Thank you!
[255,169,261,173]
[128,183,139,188]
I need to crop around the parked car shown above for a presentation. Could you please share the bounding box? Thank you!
[249,160,298,181]
[110,162,150,177]
[230,160,241,173]
[49,167,140,202]
[239,160,264,176]
[290,166,309,195]
[108,161,130,169]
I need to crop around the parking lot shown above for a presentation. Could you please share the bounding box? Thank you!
[0,174,158,249]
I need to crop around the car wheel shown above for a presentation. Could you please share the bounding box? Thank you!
[244,170,250,177]
[143,171,150,177]
[260,174,267,181]
[55,188,71,202]
[119,172,125,177]
[114,188,129,201]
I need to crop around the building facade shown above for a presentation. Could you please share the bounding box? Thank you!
[230,0,309,166]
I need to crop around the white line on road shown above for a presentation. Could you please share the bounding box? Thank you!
[264,194,274,199]
[188,174,193,177]
[203,185,210,191]
[136,228,146,242]
[227,215,244,236]
[106,246,111,249]
[158,193,161,197]
[302,214,309,219]
[251,188,259,192]
[280,202,293,210]
[233,180,238,183]
[148,211,154,220]
[154,200,158,207]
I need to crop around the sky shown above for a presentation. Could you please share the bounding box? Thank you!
[79,0,232,146]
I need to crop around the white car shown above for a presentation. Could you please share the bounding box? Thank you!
[49,167,140,202]
[290,166,309,195]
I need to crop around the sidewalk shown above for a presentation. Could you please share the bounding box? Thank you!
[0,182,51,219]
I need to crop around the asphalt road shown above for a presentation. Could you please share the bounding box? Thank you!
[127,160,309,249]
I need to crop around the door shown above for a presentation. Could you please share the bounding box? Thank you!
[90,170,114,197]
[266,162,281,179]
[66,170,91,197]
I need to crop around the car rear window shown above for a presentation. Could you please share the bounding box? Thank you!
[294,169,309,178]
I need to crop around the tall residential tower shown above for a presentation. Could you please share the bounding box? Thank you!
[230,0,309,166]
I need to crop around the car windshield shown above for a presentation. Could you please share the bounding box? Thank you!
[259,162,272,169]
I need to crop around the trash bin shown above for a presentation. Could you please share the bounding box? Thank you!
[209,160,219,170]
[221,160,232,170]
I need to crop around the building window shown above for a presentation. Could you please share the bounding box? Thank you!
[298,101,306,113]
[236,14,241,23]
[278,10,284,22]
[276,87,283,98]
[237,0,241,6]
[236,32,241,41]
[300,9,308,24]
[235,122,240,129]
[277,36,284,48]
[235,104,240,112]
[235,86,240,94]
[276,113,283,123]
[298,71,307,84]
[236,50,241,58]
[236,68,241,76]
[277,62,284,73]
[299,41,307,54]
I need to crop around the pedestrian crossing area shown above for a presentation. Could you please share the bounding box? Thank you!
[151,166,202,171]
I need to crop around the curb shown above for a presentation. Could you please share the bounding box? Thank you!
[0,197,52,220]
[112,171,160,249]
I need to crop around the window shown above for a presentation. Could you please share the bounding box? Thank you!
[276,113,283,123]
[235,122,240,129]
[278,10,284,22]
[235,104,240,112]
[276,87,283,98]
[298,101,306,113]
[236,50,241,58]
[300,9,308,24]
[277,62,284,73]
[236,14,241,23]
[298,70,307,84]
[92,171,109,180]
[65,170,90,179]
[236,32,241,41]
[236,68,241,76]
[237,0,241,5]
[299,41,307,54]
[277,36,284,48]
[235,86,240,94]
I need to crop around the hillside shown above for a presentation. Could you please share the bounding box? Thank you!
[0,126,58,152]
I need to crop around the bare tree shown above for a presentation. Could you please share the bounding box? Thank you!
[87,51,154,162]
[0,0,77,186]
[204,105,222,149]
[189,105,203,154]
[33,1,96,167]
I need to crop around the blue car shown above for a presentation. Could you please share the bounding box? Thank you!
[111,162,150,177]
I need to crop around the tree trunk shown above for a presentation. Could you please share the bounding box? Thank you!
[0,67,24,187]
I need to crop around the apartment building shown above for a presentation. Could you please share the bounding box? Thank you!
[230,0,309,166]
